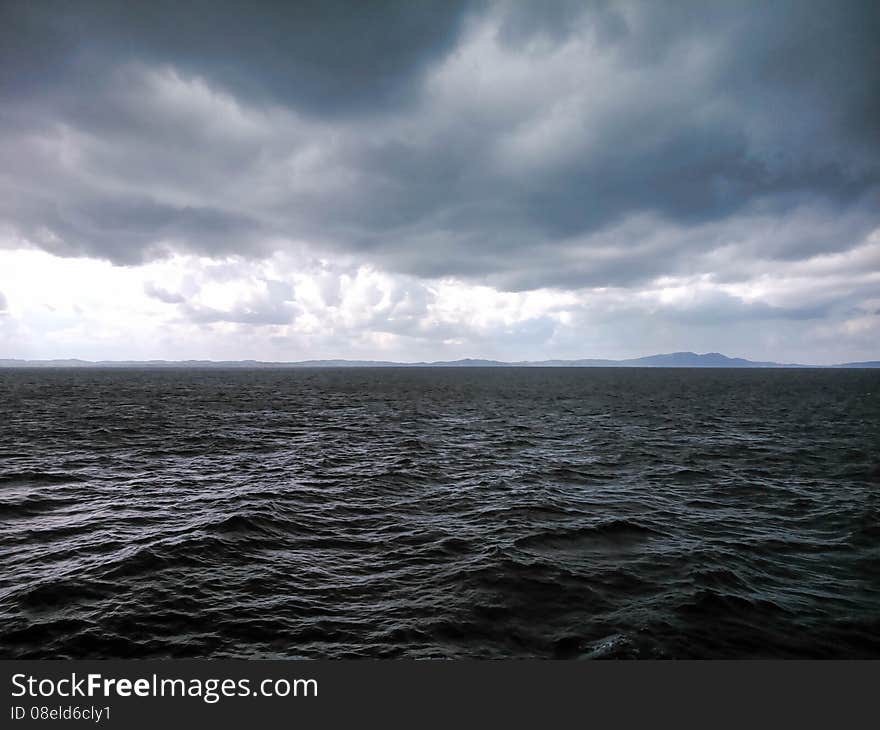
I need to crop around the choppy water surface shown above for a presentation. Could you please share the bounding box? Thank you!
[1,368,878,658]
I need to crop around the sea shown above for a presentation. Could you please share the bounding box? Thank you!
[1,367,878,659]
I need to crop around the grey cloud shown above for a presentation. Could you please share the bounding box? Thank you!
[363,283,436,338]
[183,302,297,326]
[496,0,628,49]
[144,282,185,304]
[0,0,878,295]
[657,291,829,325]
[0,290,7,311]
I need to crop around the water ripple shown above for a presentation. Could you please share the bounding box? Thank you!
[1,367,879,658]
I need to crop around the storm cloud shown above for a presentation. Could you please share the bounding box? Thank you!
[0,0,878,361]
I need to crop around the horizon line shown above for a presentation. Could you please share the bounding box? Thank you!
[2,351,879,369]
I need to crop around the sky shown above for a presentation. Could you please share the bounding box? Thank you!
[0,0,878,364]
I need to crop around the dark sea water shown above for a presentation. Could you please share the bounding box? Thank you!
[1,367,879,659]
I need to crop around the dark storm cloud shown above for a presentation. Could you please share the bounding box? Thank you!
[0,0,878,289]
[0,0,478,115]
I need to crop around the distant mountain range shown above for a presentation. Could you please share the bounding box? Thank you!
[1,352,878,368]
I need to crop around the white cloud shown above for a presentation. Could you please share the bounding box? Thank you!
[1,232,878,364]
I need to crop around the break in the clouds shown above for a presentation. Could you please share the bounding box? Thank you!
[0,0,878,363]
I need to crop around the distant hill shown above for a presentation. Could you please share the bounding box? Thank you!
[615,352,801,368]
[428,358,513,367]
[4,351,877,368]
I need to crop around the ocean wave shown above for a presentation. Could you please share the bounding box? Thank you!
[1,367,878,658]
